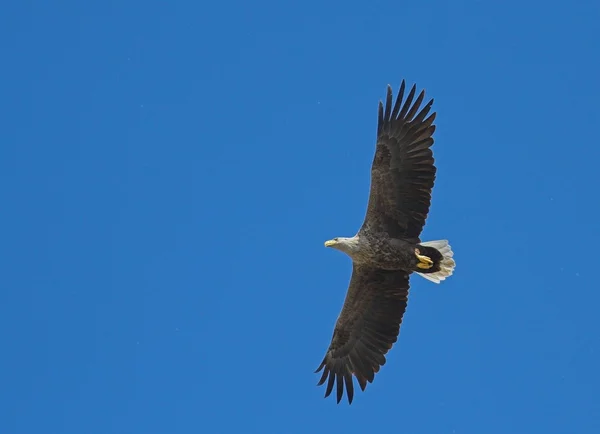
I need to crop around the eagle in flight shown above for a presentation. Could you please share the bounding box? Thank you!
[316,79,456,404]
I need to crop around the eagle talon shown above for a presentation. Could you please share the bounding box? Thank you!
[415,249,434,270]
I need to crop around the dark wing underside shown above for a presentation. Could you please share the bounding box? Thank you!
[315,265,410,404]
[360,80,438,242]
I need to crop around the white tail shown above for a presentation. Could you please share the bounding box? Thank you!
[416,240,455,284]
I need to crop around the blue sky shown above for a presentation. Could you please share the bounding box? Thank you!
[1,0,599,433]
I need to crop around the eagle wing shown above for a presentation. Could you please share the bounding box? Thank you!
[315,265,410,404]
[360,80,437,243]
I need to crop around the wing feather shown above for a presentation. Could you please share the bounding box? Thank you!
[315,265,410,404]
[361,80,438,242]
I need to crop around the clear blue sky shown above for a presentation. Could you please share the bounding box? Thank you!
[1,0,599,433]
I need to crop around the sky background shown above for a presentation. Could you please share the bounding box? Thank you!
[1,0,599,433]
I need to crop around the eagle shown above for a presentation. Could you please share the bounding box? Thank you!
[316,79,456,404]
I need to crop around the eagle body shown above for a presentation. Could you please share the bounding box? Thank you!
[316,79,456,405]
[328,234,442,273]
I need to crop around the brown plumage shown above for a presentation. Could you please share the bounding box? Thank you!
[317,79,456,404]
[367,80,437,242]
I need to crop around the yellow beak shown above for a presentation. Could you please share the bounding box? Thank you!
[324,239,336,247]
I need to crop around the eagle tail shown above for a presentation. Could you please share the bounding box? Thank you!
[416,239,455,284]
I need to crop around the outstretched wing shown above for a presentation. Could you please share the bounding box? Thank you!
[315,265,410,404]
[361,80,437,242]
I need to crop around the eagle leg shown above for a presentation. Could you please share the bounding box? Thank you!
[415,249,434,269]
